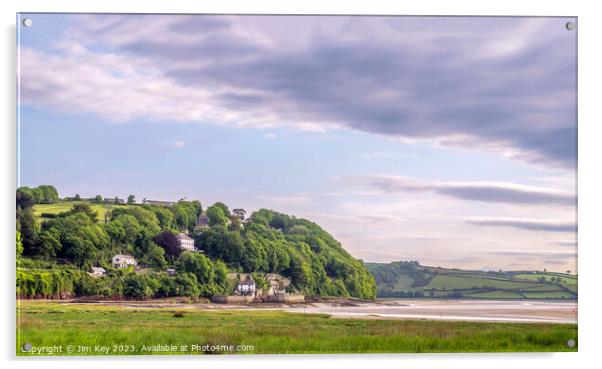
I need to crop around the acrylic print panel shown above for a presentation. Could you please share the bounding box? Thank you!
[16,13,577,356]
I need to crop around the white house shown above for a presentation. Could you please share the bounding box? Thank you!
[236,275,256,296]
[176,233,195,252]
[112,254,137,268]
[90,266,106,277]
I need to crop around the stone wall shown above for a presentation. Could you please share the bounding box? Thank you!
[210,295,255,304]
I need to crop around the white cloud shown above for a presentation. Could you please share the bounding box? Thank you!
[20,15,577,168]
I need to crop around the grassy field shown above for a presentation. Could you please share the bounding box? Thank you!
[16,301,577,355]
[33,201,128,224]
[367,262,577,299]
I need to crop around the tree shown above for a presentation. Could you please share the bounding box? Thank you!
[127,194,136,205]
[143,244,168,269]
[16,231,23,258]
[36,185,59,203]
[74,194,81,201]
[16,187,36,209]
[106,214,142,246]
[18,208,39,255]
[197,226,243,266]
[94,195,103,203]
[179,251,215,284]
[114,196,119,204]
[206,204,229,227]
[38,228,62,258]
[155,230,182,259]
[42,212,109,268]
[60,203,99,223]
[124,274,155,299]
[144,205,174,230]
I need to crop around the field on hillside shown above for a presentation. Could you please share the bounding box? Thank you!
[367,262,577,300]
[33,201,128,224]
[16,301,577,355]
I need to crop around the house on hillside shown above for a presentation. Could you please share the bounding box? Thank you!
[196,213,209,228]
[176,233,195,252]
[236,274,256,296]
[142,198,175,207]
[167,268,176,276]
[265,273,291,296]
[90,266,107,277]
[104,197,125,204]
[112,254,137,268]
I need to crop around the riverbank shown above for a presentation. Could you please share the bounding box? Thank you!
[16,300,577,355]
[18,297,578,324]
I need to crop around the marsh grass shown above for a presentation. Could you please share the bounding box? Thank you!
[16,301,577,355]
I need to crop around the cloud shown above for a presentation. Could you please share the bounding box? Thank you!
[339,175,575,206]
[465,217,576,232]
[20,15,576,168]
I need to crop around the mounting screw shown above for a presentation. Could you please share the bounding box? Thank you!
[565,22,575,31]
[567,339,576,348]
[22,342,32,352]
[22,18,33,27]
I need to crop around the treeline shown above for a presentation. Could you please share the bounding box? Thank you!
[367,261,433,288]
[17,252,229,299]
[17,185,376,300]
[16,185,59,205]
[195,208,376,299]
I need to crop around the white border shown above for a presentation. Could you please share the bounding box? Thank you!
[2,1,600,368]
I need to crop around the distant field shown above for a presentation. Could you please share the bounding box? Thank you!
[16,301,577,355]
[33,201,128,224]
[367,262,578,300]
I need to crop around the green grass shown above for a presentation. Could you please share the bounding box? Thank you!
[427,275,538,290]
[33,201,127,224]
[16,301,577,355]
[520,291,576,299]
[369,262,578,299]
[463,290,525,299]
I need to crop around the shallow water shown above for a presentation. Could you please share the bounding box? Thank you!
[283,299,578,323]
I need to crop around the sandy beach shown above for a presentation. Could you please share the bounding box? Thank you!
[78,298,578,324]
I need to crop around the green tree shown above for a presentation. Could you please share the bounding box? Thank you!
[127,194,136,204]
[16,231,23,258]
[179,251,215,284]
[16,187,36,209]
[143,244,168,269]
[18,207,39,256]
[206,204,229,227]
[36,185,59,203]
[60,203,99,223]
[94,195,103,203]
[43,212,109,268]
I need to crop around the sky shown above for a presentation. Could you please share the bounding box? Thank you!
[17,14,577,272]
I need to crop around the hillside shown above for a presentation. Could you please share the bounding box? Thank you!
[33,201,129,224]
[17,186,376,300]
[366,261,577,300]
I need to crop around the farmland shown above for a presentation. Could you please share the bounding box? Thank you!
[367,261,577,300]
[16,301,578,355]
[32,201,127,224]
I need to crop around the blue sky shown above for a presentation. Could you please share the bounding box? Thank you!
[17,14,577,271]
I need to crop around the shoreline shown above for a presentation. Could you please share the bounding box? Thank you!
[17,297,578,324]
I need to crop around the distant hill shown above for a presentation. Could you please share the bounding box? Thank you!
[365,261,577,300]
